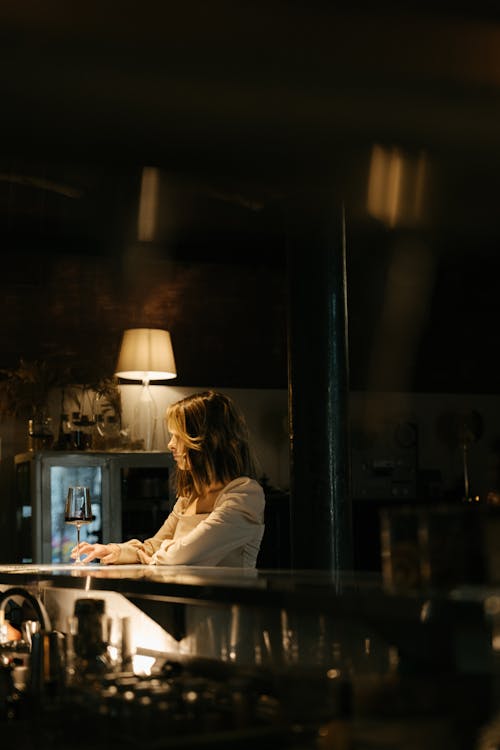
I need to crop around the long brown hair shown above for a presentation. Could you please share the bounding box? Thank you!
[166,391,258,498]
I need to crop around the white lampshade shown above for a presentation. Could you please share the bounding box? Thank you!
[115,328,177,381]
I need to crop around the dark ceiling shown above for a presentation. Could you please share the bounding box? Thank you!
[2,2,500,392]
[2,2,500,175]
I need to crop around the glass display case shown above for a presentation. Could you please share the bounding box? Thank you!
[14,451,172,564]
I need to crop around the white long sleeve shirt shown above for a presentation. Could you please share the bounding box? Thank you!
[115,477,265,568]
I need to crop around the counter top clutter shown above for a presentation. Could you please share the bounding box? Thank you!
[0,565,499,749]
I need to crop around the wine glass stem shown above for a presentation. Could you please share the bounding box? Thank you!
[77,525,81,564]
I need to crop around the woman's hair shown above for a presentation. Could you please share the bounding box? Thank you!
[166,391,258,498]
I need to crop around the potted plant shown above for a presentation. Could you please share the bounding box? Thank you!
[0,359,123,450]
[0,358,67,448]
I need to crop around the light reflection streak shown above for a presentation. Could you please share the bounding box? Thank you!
[138,166,160,242]
[367,144,429,229]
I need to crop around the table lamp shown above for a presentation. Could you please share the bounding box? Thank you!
[115,328,177,450]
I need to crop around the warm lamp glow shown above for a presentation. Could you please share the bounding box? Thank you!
[115,328,176,381]
[115,328,176,451]
[367,144,428,229]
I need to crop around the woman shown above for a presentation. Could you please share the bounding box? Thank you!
[72,391,265,567]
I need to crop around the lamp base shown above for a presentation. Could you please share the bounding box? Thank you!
[130,382,167,451]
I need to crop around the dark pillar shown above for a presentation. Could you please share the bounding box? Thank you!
[286,194,352,571]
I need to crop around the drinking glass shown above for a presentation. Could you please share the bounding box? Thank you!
[65,486,93,564]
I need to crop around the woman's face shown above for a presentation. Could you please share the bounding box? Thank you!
[167,430,189,470]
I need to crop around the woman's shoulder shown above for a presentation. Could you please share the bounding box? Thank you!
[215,477,265,508]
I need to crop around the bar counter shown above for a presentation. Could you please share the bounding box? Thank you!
[0,564,499,748]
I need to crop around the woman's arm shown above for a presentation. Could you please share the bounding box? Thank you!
[72,499,184,564]
[114,506,181,563]
[151,481,265,566]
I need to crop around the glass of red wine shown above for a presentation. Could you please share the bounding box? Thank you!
[65,486,92,564]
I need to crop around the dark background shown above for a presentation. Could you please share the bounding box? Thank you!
[1,2,500,394]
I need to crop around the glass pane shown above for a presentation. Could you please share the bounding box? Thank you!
[15,461,32,564]
[50,466,102,563]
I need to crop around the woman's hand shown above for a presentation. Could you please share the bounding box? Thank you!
[70,542,121,565]
[137,549,152,564]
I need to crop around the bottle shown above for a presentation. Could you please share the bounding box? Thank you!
[69,411,82,450]
[54,413,72,450]
[29,630,65,699]
[79,414,94,450]
[27,419,35,452]
[27,412,54,452]
[72,599,111,678]
[103,415,121,449]
[92,414,106,449]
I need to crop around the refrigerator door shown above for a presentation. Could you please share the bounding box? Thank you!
[37,454,112,565]
[47,464,103,563]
